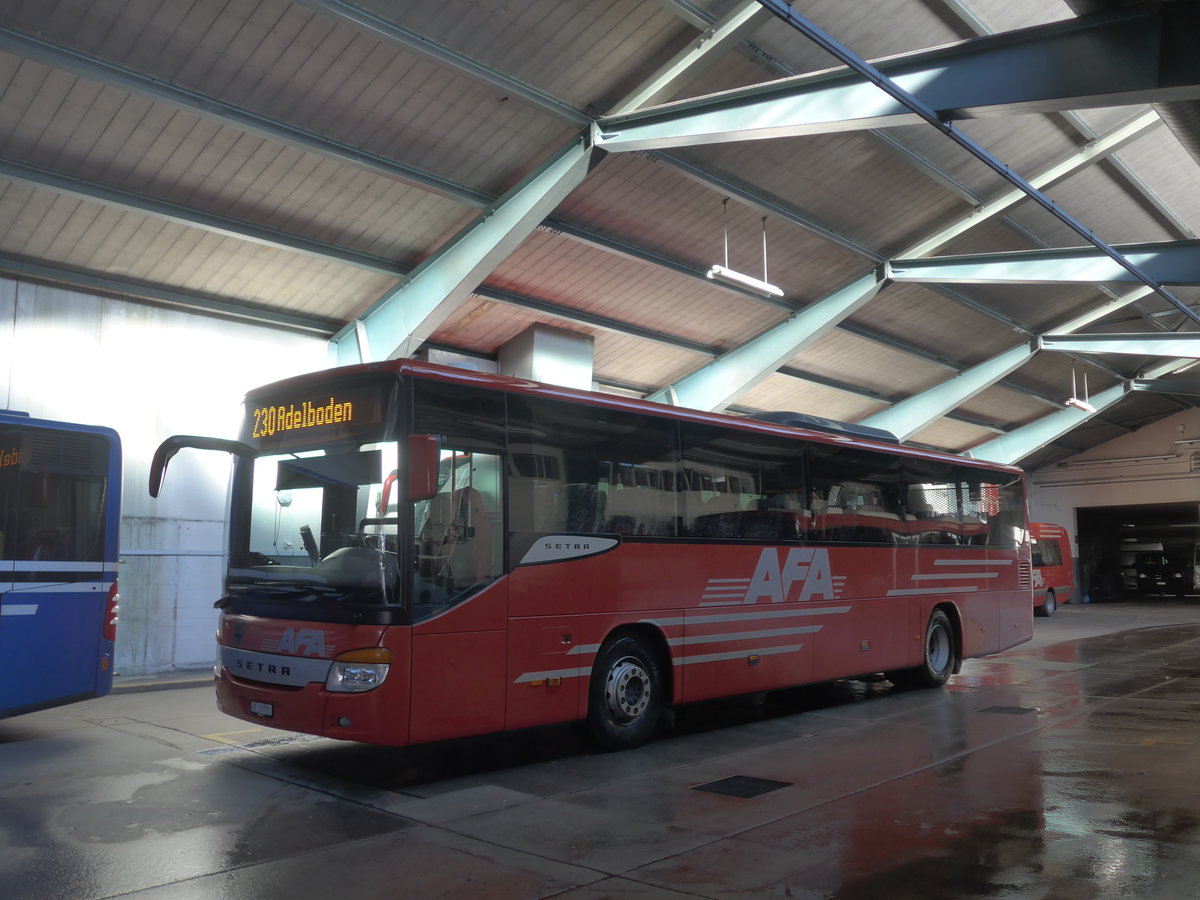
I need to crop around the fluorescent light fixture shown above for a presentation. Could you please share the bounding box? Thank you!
[706,264,784,298]
[1064,397,1097,413]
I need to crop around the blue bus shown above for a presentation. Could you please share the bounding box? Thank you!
[0,410,121,718]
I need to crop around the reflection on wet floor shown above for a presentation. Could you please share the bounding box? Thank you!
[5,614,1200,899]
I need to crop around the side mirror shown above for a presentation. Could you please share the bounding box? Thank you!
[149,435,255,497]
[408,434,441,502]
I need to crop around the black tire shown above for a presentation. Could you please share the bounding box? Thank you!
[1035,589,1056,618]
[587,634,665,751]
[888,609,958,689]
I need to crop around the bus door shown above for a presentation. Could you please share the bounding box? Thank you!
[0,427,110,713]
[407,449,508,744]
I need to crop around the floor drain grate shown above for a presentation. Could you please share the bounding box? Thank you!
[980,705,1038,715]
[692,775,792,798]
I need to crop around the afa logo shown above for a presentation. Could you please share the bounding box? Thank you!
[745,547,836,603]
[274,627,327,656]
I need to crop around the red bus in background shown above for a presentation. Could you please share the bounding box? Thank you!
[150,360,1033,751]
[1030,522,1075,617]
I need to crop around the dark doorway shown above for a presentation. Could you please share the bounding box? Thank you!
[1077,502,1200,601]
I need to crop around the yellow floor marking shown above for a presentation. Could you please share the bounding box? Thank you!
[1138,737,1193,747]
[203,728,265,745]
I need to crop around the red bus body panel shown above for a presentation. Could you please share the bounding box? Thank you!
[214,538,1033,746]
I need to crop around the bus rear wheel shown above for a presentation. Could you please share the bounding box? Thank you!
[587,634,664,751]
[1035,589,1056,618]
[888,609,957,689]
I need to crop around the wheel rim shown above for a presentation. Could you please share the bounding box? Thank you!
[605,655,651,722]
[927,623,951,673]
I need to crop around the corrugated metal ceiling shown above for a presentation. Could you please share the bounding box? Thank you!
[1,0,1198,470]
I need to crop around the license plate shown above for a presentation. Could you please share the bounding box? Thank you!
[250,700,274,718]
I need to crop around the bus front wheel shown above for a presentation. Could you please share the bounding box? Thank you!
[587,634,664,751]
[1035,590,1056,618]
[888,609,957,690]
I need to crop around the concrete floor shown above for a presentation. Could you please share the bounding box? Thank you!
[5,600,1200,899]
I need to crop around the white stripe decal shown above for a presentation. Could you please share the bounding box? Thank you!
[668,625,822,646]
[912,572,998,580]
[0,604,38,616]
[933,558,1012,566]
[0,582,110,593]
[513,667,586,684]
[646,606,851,627]
[675,644,805,666]
[12,561,119,572]
[887,586,979,596]
[566,643,603,657]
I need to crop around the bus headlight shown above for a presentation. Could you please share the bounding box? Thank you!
[326,648,391,693]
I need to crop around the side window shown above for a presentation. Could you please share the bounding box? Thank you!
[411,381,506,619]
[963,468,1025,549]
[904,458,965,545]
[412,450,504,616]
[1033,539,1062,568]
[507,396,678,537]
[0,428,108,562]
[810,444,903,543]
[903,460,1025,548]
[680,424,806,541]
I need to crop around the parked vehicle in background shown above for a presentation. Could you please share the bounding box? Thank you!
[0,410,121,717]
[1119,541,1164,594]
[1030,522,1074,617]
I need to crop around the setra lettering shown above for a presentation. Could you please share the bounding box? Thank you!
[236,659,292,677]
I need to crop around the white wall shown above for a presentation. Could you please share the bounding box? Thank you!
[1028,408,1200,556]
[1,278,328,675]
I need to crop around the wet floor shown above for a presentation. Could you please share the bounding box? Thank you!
[4,601,1200,899]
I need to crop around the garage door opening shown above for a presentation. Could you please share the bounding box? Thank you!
[1077,502,1200,601]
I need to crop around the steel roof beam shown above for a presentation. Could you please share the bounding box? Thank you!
[595,5,1200,152]
[1,4,1161,430]
[966,361,1183,465]
[890,240,1200,286]
[861,343,1038,440]
[655,106,1156,417]
[295,0,589,126]
[760,0,1200,331]
[0,254,343,335]
[645,270,886,410]
[0,27,494,210]
[607,1,774,116]
[900,111,1160,258]
[0,157,411,277]
[1130,377,1200,396]
[1038,333,1200,358]
[332,135,598,363]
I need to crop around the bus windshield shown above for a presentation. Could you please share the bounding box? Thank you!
[227,441,402,617]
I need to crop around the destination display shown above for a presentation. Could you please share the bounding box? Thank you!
[243,380,390,451]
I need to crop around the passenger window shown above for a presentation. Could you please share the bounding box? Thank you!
[681,423,806,541]
[507,396,678,537]
[810,444,903,543]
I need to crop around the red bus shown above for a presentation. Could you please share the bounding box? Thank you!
[1030,522,1074,616]
[150,360,1033,750]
